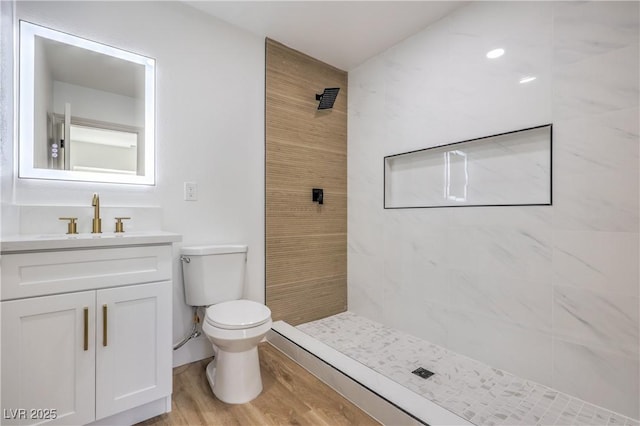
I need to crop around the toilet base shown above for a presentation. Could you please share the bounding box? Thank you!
[205,346,263,404]
[205,360,217,395]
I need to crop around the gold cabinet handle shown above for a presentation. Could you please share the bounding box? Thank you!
[83,307,89,351]
[102,304,108,347]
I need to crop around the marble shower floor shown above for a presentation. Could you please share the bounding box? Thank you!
[298,312,639,426]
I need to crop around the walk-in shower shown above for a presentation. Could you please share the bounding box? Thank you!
[269,1,640,425]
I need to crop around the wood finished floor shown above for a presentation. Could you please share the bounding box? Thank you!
[139,343,380,425]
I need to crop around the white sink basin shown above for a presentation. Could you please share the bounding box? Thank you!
[34,232,143,239]
[1,231,181,252]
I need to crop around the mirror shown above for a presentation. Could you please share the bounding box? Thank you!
[19,21,155,185]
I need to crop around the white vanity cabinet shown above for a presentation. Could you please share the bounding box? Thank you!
[0,233,180,426]
[94,282,171,420]
[2,291,97,425]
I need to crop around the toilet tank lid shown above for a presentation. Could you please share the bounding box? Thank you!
[181,244,247,256]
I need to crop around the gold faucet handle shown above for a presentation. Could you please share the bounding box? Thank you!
[114,217,131,233]
[59,217,78,235]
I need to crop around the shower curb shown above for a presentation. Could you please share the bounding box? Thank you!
[267,321,471,426]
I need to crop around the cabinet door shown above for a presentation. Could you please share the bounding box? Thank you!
[95,281,171,420]
[1,292,96,426]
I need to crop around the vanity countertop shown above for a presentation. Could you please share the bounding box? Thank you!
[1,231,182,253]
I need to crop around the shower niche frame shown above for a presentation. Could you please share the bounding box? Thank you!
[383,124,553,209]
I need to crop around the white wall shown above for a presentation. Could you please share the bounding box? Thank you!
[349,1,639,419]
[53,81,141,127]
[2,1,265,366]
[1,0,16,229]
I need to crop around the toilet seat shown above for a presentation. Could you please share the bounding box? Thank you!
[205,300,271,330]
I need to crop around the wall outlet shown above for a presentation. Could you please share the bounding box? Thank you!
[184,182,197,201]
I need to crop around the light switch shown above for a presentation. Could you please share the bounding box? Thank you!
[184,182,197,201]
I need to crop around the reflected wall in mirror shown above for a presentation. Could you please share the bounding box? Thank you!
[19,21,155,184]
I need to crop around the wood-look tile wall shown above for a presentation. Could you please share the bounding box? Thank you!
[265,39,347,325]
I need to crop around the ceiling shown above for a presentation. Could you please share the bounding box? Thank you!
[186,1,467,71]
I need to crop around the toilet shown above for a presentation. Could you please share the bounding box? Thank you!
[181,244,272,404]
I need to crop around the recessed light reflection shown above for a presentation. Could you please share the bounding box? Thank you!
[519,76,537,84]
[486,48,505,59]
[444,150,468,202]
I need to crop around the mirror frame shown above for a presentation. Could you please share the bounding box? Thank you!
[18,21,156,185]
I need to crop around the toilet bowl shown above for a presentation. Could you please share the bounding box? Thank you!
[202,299,272,404]
[180,244,272,404]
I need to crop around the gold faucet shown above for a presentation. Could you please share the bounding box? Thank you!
[91,193,102,233]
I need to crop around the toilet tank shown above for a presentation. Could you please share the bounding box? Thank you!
[181,244,247,306]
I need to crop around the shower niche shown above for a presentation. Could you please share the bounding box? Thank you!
[384,124,552,209]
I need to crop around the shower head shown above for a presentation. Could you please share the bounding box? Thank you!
[315,87,340,110]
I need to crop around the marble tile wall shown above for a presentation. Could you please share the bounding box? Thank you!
[347,1,639,419]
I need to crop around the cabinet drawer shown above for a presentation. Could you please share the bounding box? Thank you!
[1,245,172,301]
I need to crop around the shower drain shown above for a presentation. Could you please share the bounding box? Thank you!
[412,367,435,379]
